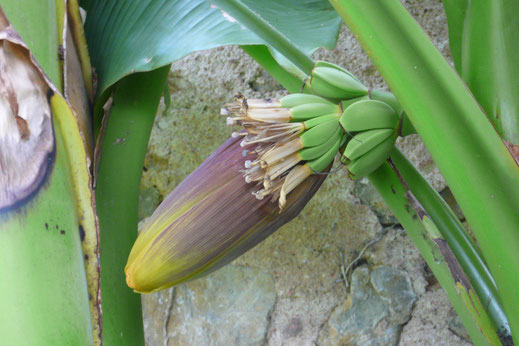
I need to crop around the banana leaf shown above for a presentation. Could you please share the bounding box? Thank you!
[442,0,519,144]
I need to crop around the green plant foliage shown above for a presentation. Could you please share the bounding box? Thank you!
[1,1,61,90]
[390,148,510,341]
[369,163,497,345]
[0,2,95,343]
[443,0,519,143]
[95,66,171,345]
[330,0,519,341]
[83,0,341,97]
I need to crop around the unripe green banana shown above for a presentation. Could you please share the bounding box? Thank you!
[306,65,368,100]
[314,60,361,82]
[368,89,403,115]
[340,95,369,110]
[369,89,416,136]
[280,93,336,108]
[300,118,340,147]
[290,102,341,121]
[339,99,399,132]
[299,127,342,161]
[308,133,346,172]
[303,114,340,129]
[346,133,397,179]
[343,128,395,161]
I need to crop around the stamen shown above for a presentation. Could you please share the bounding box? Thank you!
[244,166,264,184]
[253,191,265,200]
[263,178,284,196]
[244,159,261,169]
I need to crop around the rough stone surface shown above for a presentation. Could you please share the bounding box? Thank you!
[353,178,398,225]
[139,0,473,345]
[399,289,472,346]
[318,265,416,345]
[142,264,276,346]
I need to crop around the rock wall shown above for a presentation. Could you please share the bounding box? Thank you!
[139,1,472,345]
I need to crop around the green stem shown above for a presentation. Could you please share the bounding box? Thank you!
[390,148,510,340]
[95,65,170,345]
[240,45,304,93]
[368,165,498,345]
[237,17,504,340]
[330,0,519,339]
[211,0,315,75]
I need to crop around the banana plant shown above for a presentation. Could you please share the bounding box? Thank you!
[1,0,518,345]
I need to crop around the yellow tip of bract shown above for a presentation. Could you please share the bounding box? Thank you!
[125,260,172,294]
[125,268,138,292]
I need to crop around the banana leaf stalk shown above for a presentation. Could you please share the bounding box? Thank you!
[125,135,327,293]
[329,0,519,339]
[0,5,95,344]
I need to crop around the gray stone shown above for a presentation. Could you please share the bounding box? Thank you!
[143,264,276,346]
[448,309,471,341]
[282,317,303,338]
[370,266,417,325]
[333,266,389,333]
[353,178,399,225]
[319,265,416,346]
[399,289,472,346]
[396,135,446,192]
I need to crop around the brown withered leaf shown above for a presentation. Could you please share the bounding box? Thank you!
[63,0,95,161]
[0,11,54,211]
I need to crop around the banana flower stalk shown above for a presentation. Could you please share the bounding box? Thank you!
[125,135,327,293]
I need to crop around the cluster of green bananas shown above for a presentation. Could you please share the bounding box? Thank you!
[339,99,400,179]
[304,60,407,179]
[224,61,413,198]
[222,93,346,209]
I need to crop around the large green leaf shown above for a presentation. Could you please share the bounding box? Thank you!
[443,0,519,143]
[83,0,341,96]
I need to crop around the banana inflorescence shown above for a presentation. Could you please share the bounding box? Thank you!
[222,61,413,206]
[222,92,347,210]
